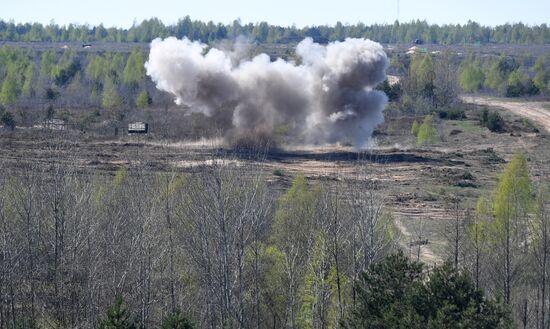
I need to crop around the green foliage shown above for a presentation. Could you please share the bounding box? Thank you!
[22,62,35,97]
[0,70,20,106]
[347,252,512,329]
[135,90,152,109]
[468,197,491,252]
[97,296,137,329]
[86,54,108,82]
[123,48,146,86]
[479,109,504,132]
[533,57,549,94]
[486,111,504,132]
[493,154,532,230]
[102,76,123,109]
[376,80,401,102]
[39,50,57,83]
[272,173,318,245]
[410,120,419,136]
[485,62,506,92]
[409,54,435,101]
[0,19,550,44]
[459,62,485,92]
[160,310,195,329]
[506,70,528,97]
[52,49,81,86]
[417,115,438,145]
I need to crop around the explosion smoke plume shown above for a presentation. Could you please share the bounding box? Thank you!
[145,37,388,148]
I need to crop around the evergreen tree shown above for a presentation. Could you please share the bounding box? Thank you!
[347,252,512,329]
[97,296,137,329]
[160,310,195,329]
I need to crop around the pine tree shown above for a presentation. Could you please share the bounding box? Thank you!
[347,252,511,329]
[97,296,137,329]
[160,310,195,329]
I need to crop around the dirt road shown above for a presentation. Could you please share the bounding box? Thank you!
[461,96,550,132]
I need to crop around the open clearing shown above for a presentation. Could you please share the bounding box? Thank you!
[462,95,550,132]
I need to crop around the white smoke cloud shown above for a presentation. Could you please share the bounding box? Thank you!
[145,36,388,148]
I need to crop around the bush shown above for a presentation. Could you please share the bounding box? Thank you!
[376,79,401,102]
[1,111,16,130]
[45,87,59,100]
[486,111,504,132]
[438,107,466,120]
[479,109,504,132]
[273,169,284,177]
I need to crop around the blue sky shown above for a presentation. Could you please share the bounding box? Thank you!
[4,0,549,28]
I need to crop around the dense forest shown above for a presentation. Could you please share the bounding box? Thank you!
[0,17,549,45]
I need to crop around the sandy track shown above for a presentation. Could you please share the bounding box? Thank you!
[461,96,550,132]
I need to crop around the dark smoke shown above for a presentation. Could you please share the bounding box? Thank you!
[145,37,388,148]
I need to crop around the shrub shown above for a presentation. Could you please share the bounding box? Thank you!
[480,108,489,125]
[438,107,466,120]
[486,111,504,132]
[1,111,16,130]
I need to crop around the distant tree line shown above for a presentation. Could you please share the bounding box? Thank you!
[1,17,550,45]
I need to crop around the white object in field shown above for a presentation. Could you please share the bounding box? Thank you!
[128,122,148,134]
